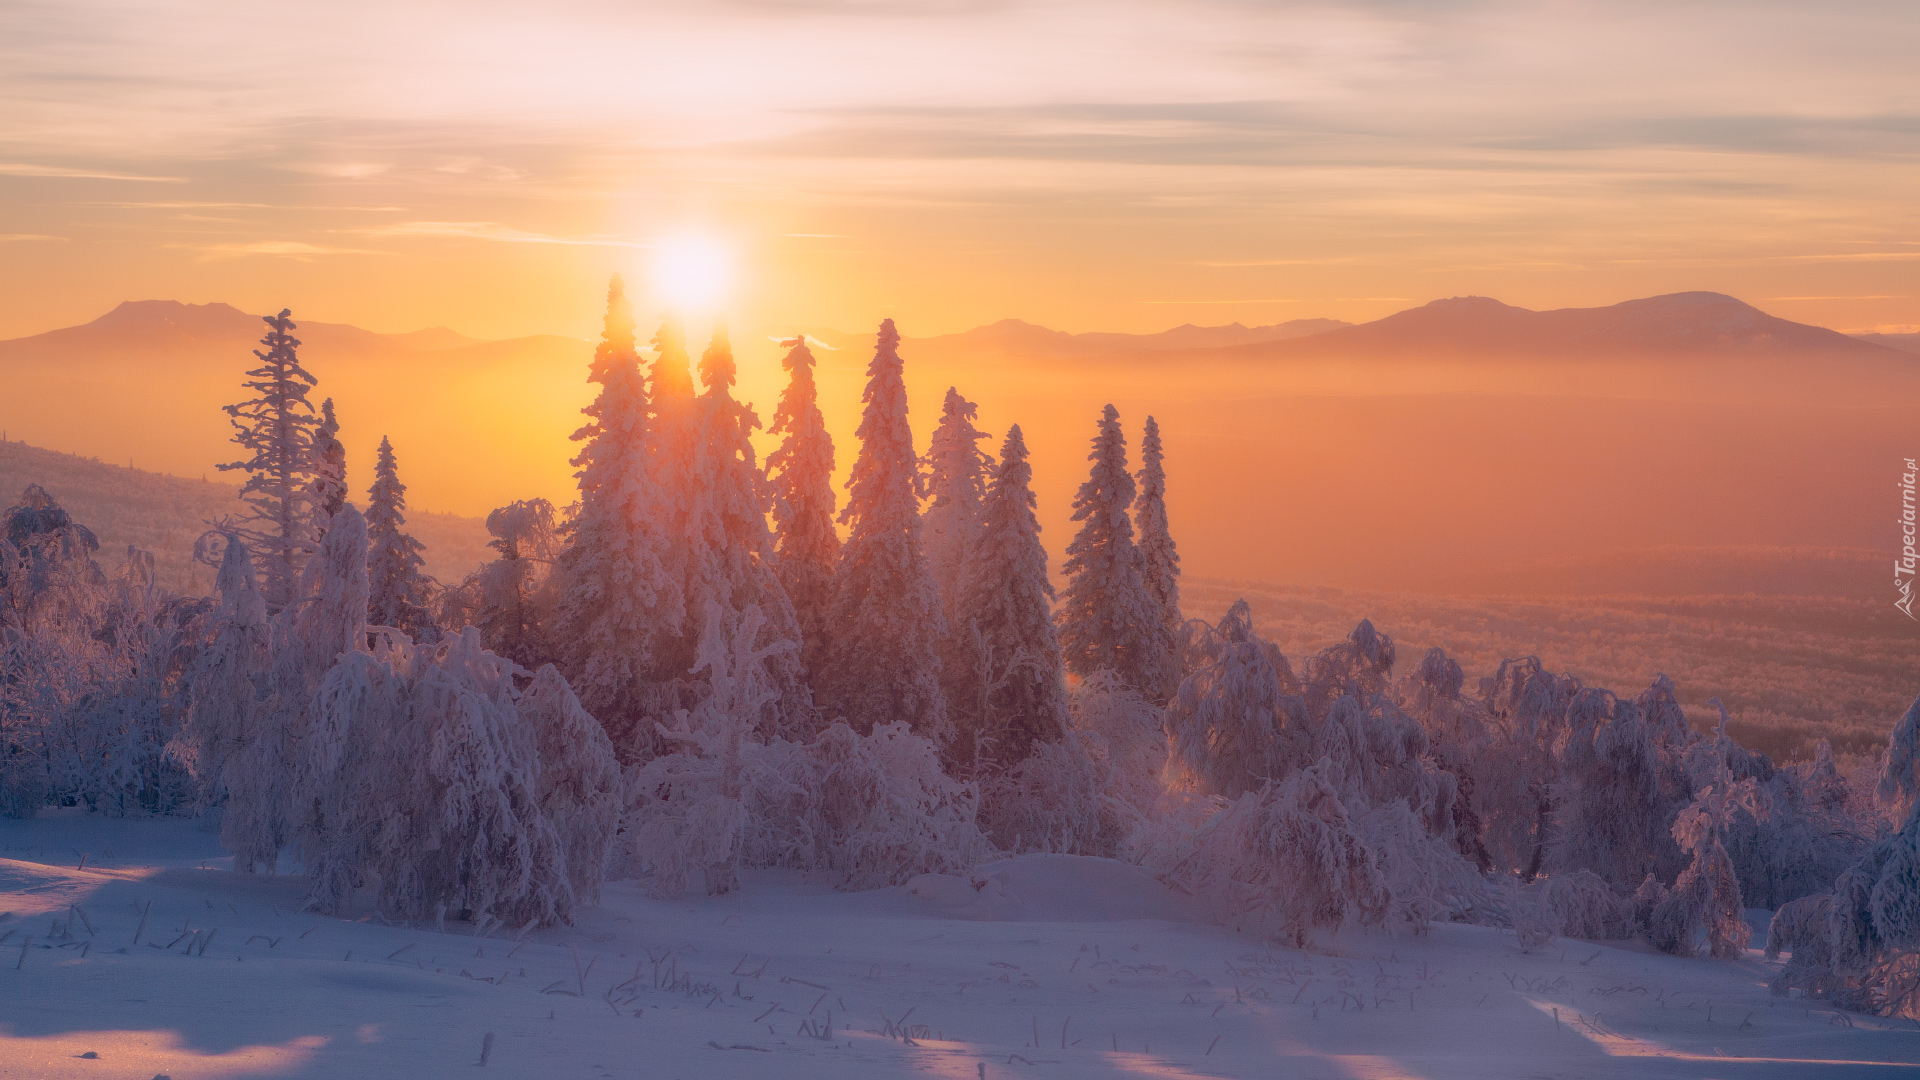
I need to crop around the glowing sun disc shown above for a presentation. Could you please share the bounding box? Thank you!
[650,234,730,308]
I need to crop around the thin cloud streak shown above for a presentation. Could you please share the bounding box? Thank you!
[0,163,184,181]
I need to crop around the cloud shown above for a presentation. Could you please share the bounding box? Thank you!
[0,233,64,242]
[197,240,382,259]
[0,163,183,181]
[368,221,648,247]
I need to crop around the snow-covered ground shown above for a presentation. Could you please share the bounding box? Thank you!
[3,809,1916,1080]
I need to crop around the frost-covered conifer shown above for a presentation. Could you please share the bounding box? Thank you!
[766,336,839,681]
[218,310,320,611]
[675,322,814,739]
[552,277,682,756]
[1133,415,1182,699]
[922,387,992,616]
[309,398,348,529]
[460,499,560,670]
[365,436,438,642]
[950,425,1068,771]
[818,320,947,738]
[1057,405,1161,695]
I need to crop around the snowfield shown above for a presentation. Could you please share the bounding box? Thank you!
[4,811,1917,1080]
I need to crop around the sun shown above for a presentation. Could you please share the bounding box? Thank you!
[649,234,731,310]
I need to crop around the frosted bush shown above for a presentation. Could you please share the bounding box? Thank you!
[301,627,572,926]
[1148,761,1389,947]
[521,663,624,904]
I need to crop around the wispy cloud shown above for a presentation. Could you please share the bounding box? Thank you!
[0,233,64,242]
[0,163,185,182]
[368,221,649,247]
[197,240,382,259]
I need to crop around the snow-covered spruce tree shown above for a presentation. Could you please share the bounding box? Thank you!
[647,313,697,456]
[551,276,682,758]
[309,398,348,530]
[217,309,321,612]
[456,499,561,670]
[948,425,1069,773]
[365,436,438,643]
[817,319,947,738]
[922,387,992,617]
[520,663,623,905]
[766,336,839,684]
[1057,405,1162,697]
[1133,415,1182,699]
[672,321,815,740]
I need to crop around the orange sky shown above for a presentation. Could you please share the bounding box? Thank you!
[0,1,1916,344]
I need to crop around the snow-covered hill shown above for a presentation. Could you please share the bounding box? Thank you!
[4,810,1914,1080]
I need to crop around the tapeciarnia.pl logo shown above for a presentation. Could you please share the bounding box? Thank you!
[1899,457,1917,620]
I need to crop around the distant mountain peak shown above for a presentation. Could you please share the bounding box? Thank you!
[89,299,256,328]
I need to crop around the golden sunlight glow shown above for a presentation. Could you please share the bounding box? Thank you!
[649,234,731,311]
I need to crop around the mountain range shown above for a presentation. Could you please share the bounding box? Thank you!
[0,291,1911,593]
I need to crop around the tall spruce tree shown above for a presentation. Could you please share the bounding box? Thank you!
[922,387,992,616]
[1057,404,1160,693]
[766,335,839,684]
[552,276,682,756]
[818,319,947,738]
[952,425,1068,770]
[677,321,815,738]
[218,309,320,612]
[1134,414,1182,700]
[647,313,698,491]
[310,398,348,528]
[365,436,438,642]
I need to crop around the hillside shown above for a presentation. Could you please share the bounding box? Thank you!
[0,439,490,593]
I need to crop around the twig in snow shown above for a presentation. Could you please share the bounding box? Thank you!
[1205,1035,1221,1055]
[388,943,415,960]
[14,937,29,969]
[477,1031,494,1066]
[132,901,150,946]
[69,905,92,935]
